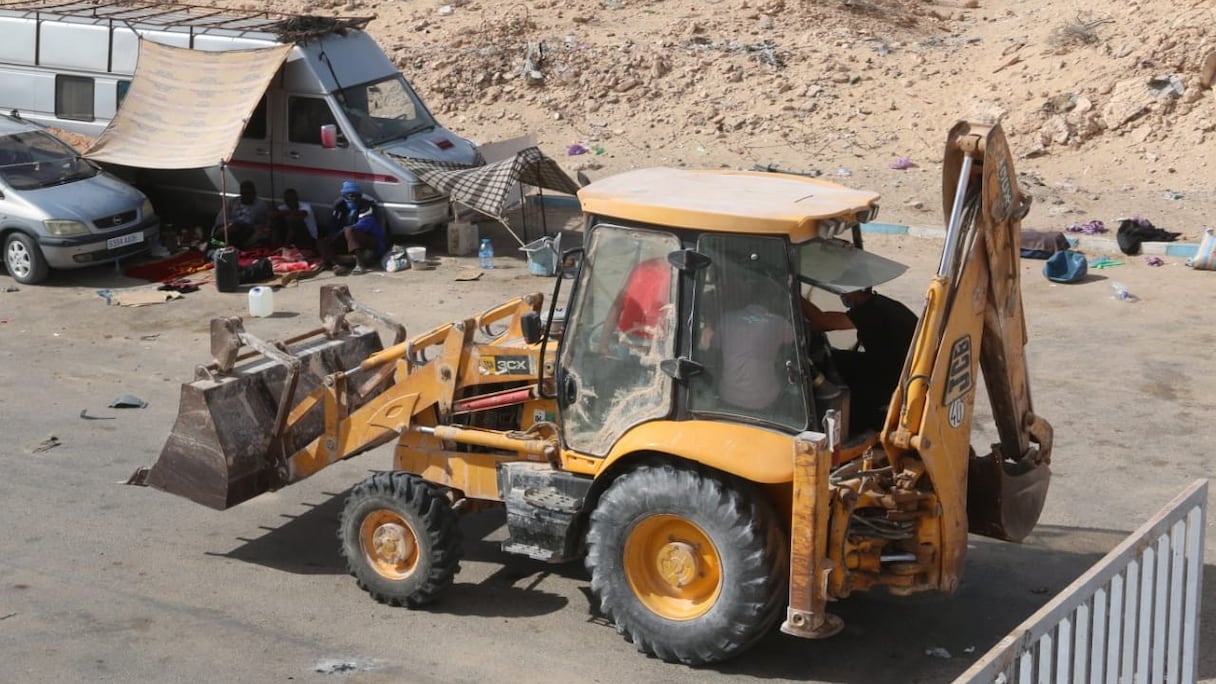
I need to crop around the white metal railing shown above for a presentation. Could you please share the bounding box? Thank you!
[958,479,1208,684]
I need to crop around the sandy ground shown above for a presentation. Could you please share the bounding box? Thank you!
[3,0,1216,679]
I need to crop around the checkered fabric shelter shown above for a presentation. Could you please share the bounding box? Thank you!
[389,146,581,223]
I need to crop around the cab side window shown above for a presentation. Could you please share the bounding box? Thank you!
[287,97,337,145]
[242,95,269,140]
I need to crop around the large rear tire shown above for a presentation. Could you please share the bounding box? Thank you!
[339,471,462,608]
[586,462,787,665]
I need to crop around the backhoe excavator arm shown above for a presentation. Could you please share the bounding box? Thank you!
[880,121,1053,590]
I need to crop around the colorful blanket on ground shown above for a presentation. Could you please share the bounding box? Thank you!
[126,247,322,283]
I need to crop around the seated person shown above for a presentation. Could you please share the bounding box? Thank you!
[212,179,272,249]
[316,205,386,275]
[271,188,317,249]
[715,300,795,412]
[329,180,378,233]
[802,287,918,430]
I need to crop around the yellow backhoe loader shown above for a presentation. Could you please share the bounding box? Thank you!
[129,121,1052,665]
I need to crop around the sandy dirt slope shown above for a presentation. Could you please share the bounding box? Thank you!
[194,0,1216,240]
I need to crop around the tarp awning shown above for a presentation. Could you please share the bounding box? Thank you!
[84,39,292,169]
[390,146,581,222]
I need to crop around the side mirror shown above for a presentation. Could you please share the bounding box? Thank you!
[320,124,338,149]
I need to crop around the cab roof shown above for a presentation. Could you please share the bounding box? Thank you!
[577,167,880,242]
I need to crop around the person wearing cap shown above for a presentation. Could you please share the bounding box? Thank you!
[318,180,386,275]
[211,179,273,249]
[802,288,918,431]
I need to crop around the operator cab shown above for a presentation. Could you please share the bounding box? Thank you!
[553,168,907,457]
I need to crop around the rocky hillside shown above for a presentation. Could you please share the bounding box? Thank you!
[213,0,1216,233]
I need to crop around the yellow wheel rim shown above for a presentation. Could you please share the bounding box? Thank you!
[360,508,420,580]
[623,514,722,620]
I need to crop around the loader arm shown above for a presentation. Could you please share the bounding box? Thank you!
[880,121,1053,590]
[135,288,552,510]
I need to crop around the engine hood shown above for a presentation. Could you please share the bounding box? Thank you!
[8,172,145,226]
[381,127,479,166]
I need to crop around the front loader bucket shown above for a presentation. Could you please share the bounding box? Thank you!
[143,321,385,510]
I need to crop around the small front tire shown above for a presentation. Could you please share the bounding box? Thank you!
[339,471,462,608]
[4,233,49,285]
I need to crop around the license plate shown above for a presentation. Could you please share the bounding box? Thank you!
[107,231,144,251]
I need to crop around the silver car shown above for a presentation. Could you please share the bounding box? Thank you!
[0,115,159,284]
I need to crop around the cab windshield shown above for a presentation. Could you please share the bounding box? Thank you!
[0,131,99,191]
[335,76,437,147]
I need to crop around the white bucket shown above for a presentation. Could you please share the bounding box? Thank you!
[406,246,427,264]
[447,220,478,256]
[248,286,274,317]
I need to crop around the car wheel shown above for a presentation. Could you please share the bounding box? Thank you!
[4,233,49,285]
[586,461,787,665]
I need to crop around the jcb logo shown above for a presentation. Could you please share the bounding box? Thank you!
[942,335,973,408]
[479,355,532,376]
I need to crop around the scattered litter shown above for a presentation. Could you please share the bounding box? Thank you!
[79,410,115,421]
[437,5,453,16]
[0,318,10,324]
[1065,219,1106,235]
[0,612,16,621]
[97,287,184,307]
[455,270,484,282]
[1088,257,1123,269]
[3,286,17,293]
[140,333,161,341]
[567,143,589,156]
[1111,281,1134,302]
[108,394,147,409]
[1043,250,1088,283]
[314,661,357,674]
[312,658,386,675]
[1162,190,1183,200]
[32,435,61,453]
[1144,255,1165,266]
[925,647,952,659]
[963,646,976,654]
[889,156,915,170]
[836,167,852,177]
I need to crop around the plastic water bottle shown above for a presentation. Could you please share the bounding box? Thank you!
[479,238,495,269]
[1111,281,1131,301]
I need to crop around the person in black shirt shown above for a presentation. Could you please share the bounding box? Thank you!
[802,288,918,431]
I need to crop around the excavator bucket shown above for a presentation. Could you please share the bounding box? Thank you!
[130,285,398,510]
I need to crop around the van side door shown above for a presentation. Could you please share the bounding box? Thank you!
[273,95,363,232]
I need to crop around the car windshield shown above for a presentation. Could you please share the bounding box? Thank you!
[335,76,437,147]
[0,130,98,191]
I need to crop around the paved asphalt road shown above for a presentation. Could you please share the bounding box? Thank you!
[1,229,1213,683]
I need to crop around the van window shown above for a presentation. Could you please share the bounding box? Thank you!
[242,95,268,140]
[55,75,95,121]
[336,76,437,147]
[288,97,337,145]
[117,80,131,107]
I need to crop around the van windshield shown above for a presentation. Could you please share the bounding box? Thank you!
[0,131,99,191]
[336,76,437,147]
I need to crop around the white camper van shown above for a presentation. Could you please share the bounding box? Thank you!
[0,2,480,237]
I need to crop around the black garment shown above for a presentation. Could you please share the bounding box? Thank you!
[1116,218,1180,256]
[832,293,918,430]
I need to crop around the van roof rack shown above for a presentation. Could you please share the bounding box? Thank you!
[0,1,373,41]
